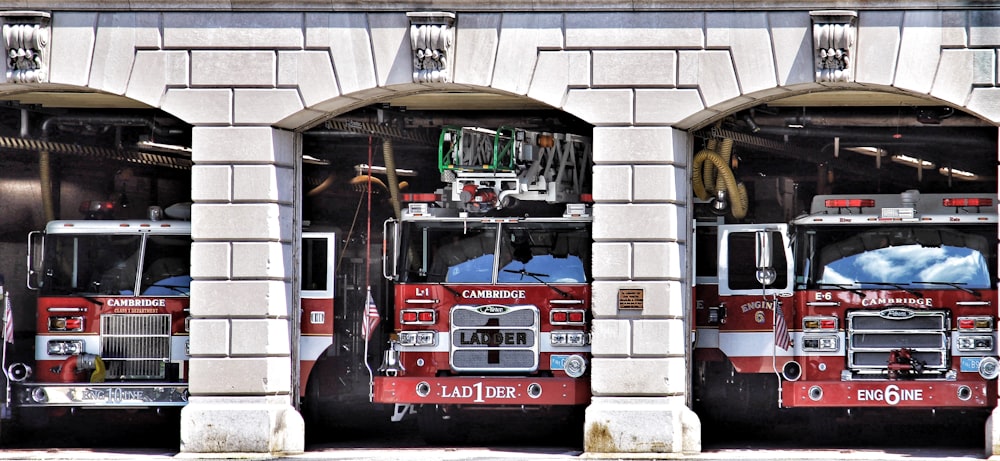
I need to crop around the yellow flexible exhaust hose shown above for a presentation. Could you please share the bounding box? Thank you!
[692,147,749,219]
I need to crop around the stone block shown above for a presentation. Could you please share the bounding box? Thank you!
[632,318,685,357]
[189,280,291,318]
[163,12,303,48]
[527,51,590,108]
[191,203,292,241]
[970,11,1000,47]
[768,12,814,87]
[491,13,563,95]
[126,51,189,107]
[593,203,683,241]
[162,89,232,125]
[591,242,631,281]
[585,396,700,454]
[593,50,676,87]
[231,319,291,356]
[565,12,703,48]
[181,396,303,454]
[633,165,685,203]
[678,50,740,109]
[633,242,682,280]
[590,319,631,357]
[453,13,500,87]
[592,165,632,203]
[191,51,276,87]
[191,242,231,279]
[635,89,705,126]
[368,13,412,87]
[707,12,776,95]
[941,11,968,47]
[932,50,995,106]
[232,165,293,204]
[855,12,903,86]
[591,356,686,395]
[564,89,634,125]
[90,13,161,95]
[593,127,684,165]
[967,88,1000,124]
[231,241,289,279]
[188,357,292,395]
[277,51,339,107]
[191,165,232,202]
[592,281,684,319]
[192,127,296,166]
[894,11,943,94]
[305,13,378,96]
[233,89,304,126]
[188,318,230,356]
[49,12,97,87]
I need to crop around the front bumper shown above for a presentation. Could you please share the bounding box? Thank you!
[13,383,189,408]
[374,376,590,406]
[782,379,994,408]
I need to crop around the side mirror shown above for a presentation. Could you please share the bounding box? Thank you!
[755,230,777,286]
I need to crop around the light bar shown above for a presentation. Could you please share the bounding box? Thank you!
[400,309,436,325]
[943,198,993,207]
[825,199,875,208]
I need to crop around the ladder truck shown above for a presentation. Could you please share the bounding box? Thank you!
[374,125,594,443]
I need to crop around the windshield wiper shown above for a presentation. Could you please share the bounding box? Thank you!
[913,281,980,296]
[856,281,923,298]
[816,283,866,298]
[502,268,570,298]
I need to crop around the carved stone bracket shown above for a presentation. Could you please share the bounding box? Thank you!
[0,11,50,84]
[408,12,455,84]
[811,10,857,83]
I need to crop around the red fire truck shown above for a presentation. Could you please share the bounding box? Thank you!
[3,202,339,434]
[373,125,593,442]
[694,189,998,426]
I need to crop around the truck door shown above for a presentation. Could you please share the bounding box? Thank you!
[717,224,793,297]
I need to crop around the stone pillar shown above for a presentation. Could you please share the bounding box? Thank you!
[181,126,303,454]
[584,126,700,454]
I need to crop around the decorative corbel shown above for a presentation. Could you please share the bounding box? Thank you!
[0,11,50,84]
[407,12,455,84]
[811,10,857,83]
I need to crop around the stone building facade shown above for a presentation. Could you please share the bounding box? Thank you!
[2,1,999,456]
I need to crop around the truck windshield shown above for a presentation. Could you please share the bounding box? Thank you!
[802,226,995,290]
[41,234,191,296]
[398,220,591,284]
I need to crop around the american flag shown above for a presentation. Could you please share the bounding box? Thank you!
[361,289,380,341]
[774,300,791,350]
[3,293,12,345]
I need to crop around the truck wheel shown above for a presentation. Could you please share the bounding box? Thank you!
[417,405,467,445]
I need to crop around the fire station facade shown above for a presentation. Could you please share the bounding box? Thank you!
[4,1,1000,456]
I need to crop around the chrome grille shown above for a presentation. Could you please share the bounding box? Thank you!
[450,305,538,373]
[847,309,948,373]
[101,314,171,380]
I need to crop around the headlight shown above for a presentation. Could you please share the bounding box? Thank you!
[801,335,839,351]
[958,335,993,352]
[551,331,587,346]
[398,331,436,347]
[47,339,84,356]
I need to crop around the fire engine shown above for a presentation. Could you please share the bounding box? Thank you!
[2,201,340,435]
[693,187,998,426]
[373,125,593,442]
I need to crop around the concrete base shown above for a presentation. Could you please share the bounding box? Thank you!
[179,396,304,455]
[584,396,701,454]
[986,407,1000,458]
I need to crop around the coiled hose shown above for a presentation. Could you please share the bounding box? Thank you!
[692,137,749,219]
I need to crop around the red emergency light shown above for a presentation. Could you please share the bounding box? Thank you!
[943,198,993,207]
[400,309,435,325]
[825,198,875,208]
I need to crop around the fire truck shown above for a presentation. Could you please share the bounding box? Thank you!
[373,125,593,442]
[693,187,998,427]
[2,201,340,435]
